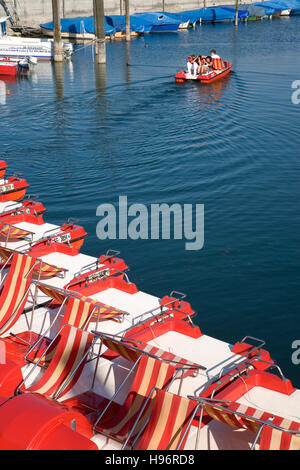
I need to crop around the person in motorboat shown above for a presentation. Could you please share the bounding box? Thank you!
[186,55,198,76]
[197,55,212,75]
[210,49,220,59]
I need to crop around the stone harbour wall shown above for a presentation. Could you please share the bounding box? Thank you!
[2,0,252,27]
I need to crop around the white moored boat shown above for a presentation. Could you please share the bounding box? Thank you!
[0,16,73,60]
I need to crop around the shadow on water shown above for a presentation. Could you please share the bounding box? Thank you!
[125,41,131,84]
[53,61,64,99]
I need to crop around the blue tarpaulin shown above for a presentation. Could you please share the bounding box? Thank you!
[200,7,236,22]
[175,7,235,23]
[253,1,283,13]
[221,6,250,18]
[168,9,204,23]
[240,4,268,17]
[40,16,116,35]
[106,12,180,33]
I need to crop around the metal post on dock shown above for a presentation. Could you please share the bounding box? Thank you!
[235,0,239,27]
[94,0,106,64]
[120,0,123,15]
[162,0,165,12]
[52,0,63,62]
[125,0,130,41]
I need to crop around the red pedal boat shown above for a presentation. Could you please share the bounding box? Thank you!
[0,176,29,201]
[0,198,46,219]
[175,60,232,84]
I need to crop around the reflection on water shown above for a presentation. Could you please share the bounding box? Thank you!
[0,75,18,105]
[125,41,131,83]
[94,62,106,92]
[0,80,6,105]
[53,61,64,99]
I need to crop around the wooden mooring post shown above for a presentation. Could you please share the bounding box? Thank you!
[125,0,130,41]
[235,0,239,26]
[94,0,106,64]
[52,0,63,62]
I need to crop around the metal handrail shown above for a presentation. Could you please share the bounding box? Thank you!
[24,295,68,363]
[65,266,130,292]
[92,355,142,433]
[54,337,97,400]
[16,323,96,400]
[66,217,80,225]
[65,267,111,289]
[92,331,206,371]
[131,290,188,327]
[214,336,266,383]
[188,397,300,436]
[176,401,202,451]
[0,283,33,335]
[41,226,61,239]
[25,194,39,201]
[30,279,122,310]
[24,257,68,280]
[0,222,34,245]
[73,251,124,279]
[121,369,182,450]
[209,356,285,399]
[98,249,121,263]
[0,251,13,277]
[15,322,69,395]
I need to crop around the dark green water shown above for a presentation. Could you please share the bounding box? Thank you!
[0,17,299,385]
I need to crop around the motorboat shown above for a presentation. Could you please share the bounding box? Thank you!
[0,16,73,61]
[175,59,232,84]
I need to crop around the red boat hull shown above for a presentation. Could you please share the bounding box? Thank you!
[0,60,17,77]
[0,161,7,179]
[0,177,29,202]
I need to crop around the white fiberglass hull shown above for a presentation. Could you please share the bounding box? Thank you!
[0,36,73,60]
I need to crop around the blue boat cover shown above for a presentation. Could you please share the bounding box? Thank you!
[106,12,180,33]
[201,7,236,21]
[176,7,235,22]
[40,16,116,35]
[239,3,268,16]
[221,6,250,18]
[160,11,191,23]
[253,2,283,13]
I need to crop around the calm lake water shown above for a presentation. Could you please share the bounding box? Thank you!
[0,17,299,385]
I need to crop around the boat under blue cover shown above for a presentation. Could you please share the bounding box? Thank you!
[177,7,235,23]
[221,6,250,18]
[253,1,283,14]
[40,16,116,36]
[106,12,180,33]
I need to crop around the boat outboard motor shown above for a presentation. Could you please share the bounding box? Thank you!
[17,58,30,74]
[63,42,73,59]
